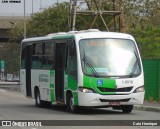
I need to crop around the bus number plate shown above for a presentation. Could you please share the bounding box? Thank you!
[109,102,120,106]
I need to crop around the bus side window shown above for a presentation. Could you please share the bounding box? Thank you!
[66,41,77,80]
[32,42,43,69]
[42,42,54,69]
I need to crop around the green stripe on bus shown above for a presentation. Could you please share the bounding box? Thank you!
[73,92,78,105]
[51,35,74,39]
[50,70,55,102]
[64,73,78,105]
[83,75,116,94]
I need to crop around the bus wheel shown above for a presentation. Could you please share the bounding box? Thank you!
[121,105,133,113]
[35,89,43,107]
[66,93,77,113]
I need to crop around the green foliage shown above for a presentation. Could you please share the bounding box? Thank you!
[123,0,160,31]
[131,26,160,38]
[123,0,160,59]
[6,1,160,75]
[138,38,160,59]
[0,43,20,75]
[26,2,114,36]
[74,1,113,31]
[27,2,69,37]
[9,23,24,43]
[130,26,160,59]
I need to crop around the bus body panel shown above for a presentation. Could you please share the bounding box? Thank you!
[77,73,144,106]
[78,91,144,106]
[64,73,79,105]
[82,73,144,94]
[31,69,55,102]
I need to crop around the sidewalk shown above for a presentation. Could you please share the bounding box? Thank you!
[134,101,160,112]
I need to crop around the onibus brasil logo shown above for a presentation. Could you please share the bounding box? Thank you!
[2,0,21,3]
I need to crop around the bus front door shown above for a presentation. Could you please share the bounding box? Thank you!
[25,45,32,97]
[55,43,67,102]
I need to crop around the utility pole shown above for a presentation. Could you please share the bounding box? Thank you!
[32,0,34,14]
[24,0,26,38]
[40,0,42,10]
[69,0,122,32]
[72,0,77,31]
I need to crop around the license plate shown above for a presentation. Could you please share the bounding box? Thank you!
[109,102,120,106]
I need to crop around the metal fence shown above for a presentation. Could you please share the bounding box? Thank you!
[143,59,160,101]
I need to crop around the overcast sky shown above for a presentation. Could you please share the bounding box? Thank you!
[0,0,67,16]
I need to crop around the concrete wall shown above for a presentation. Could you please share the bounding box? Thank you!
[0,16,26,28]
[0,16,30,42]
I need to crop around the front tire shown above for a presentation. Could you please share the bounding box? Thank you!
[66,93,78,113]
[35,89,44,107]
[121,105,133,113]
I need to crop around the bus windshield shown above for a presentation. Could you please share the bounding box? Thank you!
[79,38,141,77]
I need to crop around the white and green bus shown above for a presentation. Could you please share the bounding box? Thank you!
[20,29,145,113]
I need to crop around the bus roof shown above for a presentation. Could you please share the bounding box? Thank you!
[22,29,134,43]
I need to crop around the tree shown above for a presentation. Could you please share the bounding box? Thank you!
[8,1,160,59]
[7,2,70,75]
[27,2,69,37]
[121,0,160,59]
[9,21,24,43]
[122,0,160,32]
[0,43,20,75]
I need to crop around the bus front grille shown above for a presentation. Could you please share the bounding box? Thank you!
[98,87,133,93]
[99,98,131,102]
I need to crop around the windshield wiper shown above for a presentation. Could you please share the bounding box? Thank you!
[130,51,141,77]
[82,50,99,78]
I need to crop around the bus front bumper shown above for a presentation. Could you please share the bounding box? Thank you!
[78,91,145,107]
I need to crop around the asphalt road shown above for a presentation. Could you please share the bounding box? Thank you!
[0,88,159,129]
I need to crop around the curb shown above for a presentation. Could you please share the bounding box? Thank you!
[134,105,160,113]
[0,84,20,92]
[0,82,19,85]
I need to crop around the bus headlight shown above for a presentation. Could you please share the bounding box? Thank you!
[134,86,144,93]
[79,87,96,93]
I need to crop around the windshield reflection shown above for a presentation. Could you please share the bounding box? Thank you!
[79,38,141,77]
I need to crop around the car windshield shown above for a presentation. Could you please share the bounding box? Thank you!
[79,38,141,77]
